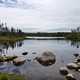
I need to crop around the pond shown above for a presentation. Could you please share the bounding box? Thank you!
[0,39,80,80]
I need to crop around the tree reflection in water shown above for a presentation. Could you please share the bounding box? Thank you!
[0,40,25,74]
[71,40,80,48]
[0,40,24,55]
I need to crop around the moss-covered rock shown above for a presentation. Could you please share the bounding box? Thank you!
[4,56,18,61]
[0,56,18,62]
[36,51,56,66]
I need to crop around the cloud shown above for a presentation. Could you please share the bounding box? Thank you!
[0,0,80,32]
[0,0,33,9]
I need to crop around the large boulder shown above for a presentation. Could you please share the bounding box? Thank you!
[13,57,26,66]
[36,51,56,66]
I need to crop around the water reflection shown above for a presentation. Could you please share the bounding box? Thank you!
[0,40,23,49]
[0,62,21,74]
[11,68,21,74]
[0,39,80,51]
[0,40,24,55]
[70,40,80,48]
[0,39,79,80]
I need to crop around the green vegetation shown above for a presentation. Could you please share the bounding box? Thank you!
[0,21,26,43]
[25,32,70,37]
[0,20,80,41]
[0,73,25,80]
[65,27,80,41]
[0,56,17,62]
[25,27,80,41]
[66,32,80,41]
[0,35,26,43]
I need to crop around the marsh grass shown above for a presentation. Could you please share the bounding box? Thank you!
[0,36,26,42]
[0,73,25,80]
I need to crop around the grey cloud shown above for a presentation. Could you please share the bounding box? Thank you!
[0,0,4,3]
[0,0,80,32]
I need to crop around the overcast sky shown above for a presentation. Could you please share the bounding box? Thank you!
[0,0,80,32]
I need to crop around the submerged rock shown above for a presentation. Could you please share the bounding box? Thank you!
[13,57,26,66]
[67,63,78,70]
[59,67,68,76]
[77,58,80,62]
[27,59,31,62]
[66,74,76,80]
[22,52,28,55]
[73,53,79,57]
[36,51,56,66]
[32,52,36,54]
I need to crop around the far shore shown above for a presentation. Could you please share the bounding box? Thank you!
[0,36,26,43]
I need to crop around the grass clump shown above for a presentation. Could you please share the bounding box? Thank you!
[0,73,25,80]
[0,75,8,80]
[0,56,18,62]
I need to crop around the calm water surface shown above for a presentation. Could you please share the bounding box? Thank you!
[0,39,80,80]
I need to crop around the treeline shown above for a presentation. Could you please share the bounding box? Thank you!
[25,27,80,41]
[66,27,80,41]
[25,32,71,37]
[1,20,80,41]
[0,21,26,37]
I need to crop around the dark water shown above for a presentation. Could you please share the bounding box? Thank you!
[0,39,80,80]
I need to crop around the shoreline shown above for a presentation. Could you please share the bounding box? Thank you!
[0,36,26,43]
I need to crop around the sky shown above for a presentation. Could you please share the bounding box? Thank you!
[0,0,80,32]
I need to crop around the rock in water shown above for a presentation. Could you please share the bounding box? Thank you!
[77,58,80,62]
[73,53,79,57]
[77,62,80,69]
[32,52,36,54]
[36,51,56,66]
[66,74,76,80]
[22,52,28,55]
[73,58,80,63]
[73,59,78,63]
[13,57,26,66]
[59,67,68,76]
[67,63,78,70]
